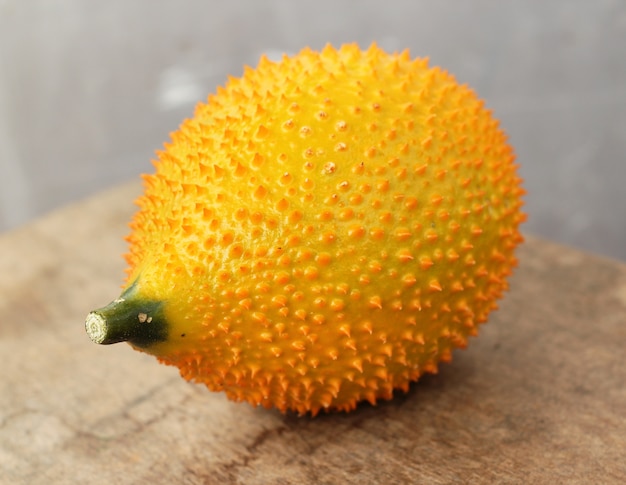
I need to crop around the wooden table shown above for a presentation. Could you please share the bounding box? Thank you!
[1,182,625,484]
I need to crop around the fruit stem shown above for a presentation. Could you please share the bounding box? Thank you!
[85,283,168,347]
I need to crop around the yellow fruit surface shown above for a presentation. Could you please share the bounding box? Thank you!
[93,43,525,415]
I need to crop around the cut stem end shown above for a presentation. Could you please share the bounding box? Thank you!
[85,312,108,344]
[85,283,168,347]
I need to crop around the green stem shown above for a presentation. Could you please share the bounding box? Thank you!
[85,283,168,348]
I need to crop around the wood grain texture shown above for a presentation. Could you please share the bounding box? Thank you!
[1,182,625,484]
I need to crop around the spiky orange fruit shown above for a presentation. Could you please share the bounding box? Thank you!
[86,43,525,415]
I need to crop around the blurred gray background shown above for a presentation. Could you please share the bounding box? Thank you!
[1,0,625,261]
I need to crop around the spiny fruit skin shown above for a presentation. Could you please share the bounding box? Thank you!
[87,43,525,416]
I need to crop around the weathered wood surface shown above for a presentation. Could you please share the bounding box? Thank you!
[1,182,625,484]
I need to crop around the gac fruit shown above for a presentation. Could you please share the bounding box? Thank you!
[86,43,525,416]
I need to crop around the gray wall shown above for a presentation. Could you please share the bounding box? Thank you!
[1,0,625,261]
